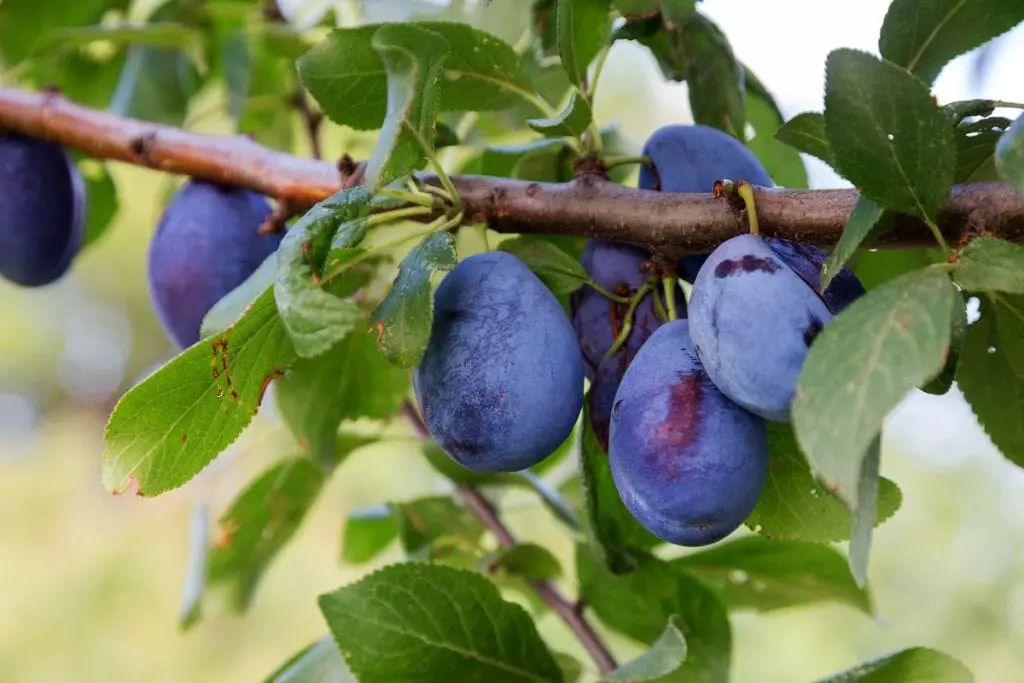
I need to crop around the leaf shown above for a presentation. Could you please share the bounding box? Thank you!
[274,189,372,358]
[201,252,278,339]
[500,236,591,294]
[821,196,890,291]
[954,236,1024,294]
[0,0,123,64]
[487,543,563,580]
[683,13,746,140]
[775,111,835,167]
[275,329,409,462]
[342,505,399,565]
[527,89,594,139]
[745,92,808,189]
[364,24,450,191]
[459,138,576,182]
[944,99,1001,125]
[602,616,688,682]
[297,22,535,131]
[318,563,563,683]
[102,287,296,497]
[792,268,955,508]
[878,0,1024,87]
[848,434,881,588]
[920,290,968,395]
[179,503,210,631]
[954,116,1012,183]
[957,294,1024,468]
[661,0,697,28]
[208,457,326,611]
[745,422,901,543]
[850,248,947,291]
[823,49,955,222]
[555,653,583,683]
[673,535,871,614]
[77,160,118,250]
[579,389,662,574]
[815,646,973,682]
[109,44,201,126]
[557,0,612,89]
[35,21,206,67]
[611,0,660,17]
[577,545,731,683]
[263,636,356,683]
[369,231,458,368]
[395,496,487,563]
[996,113,1024,198]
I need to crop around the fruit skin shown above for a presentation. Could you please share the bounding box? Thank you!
[147,180,280,349]
[637,124,773,283]
[762,237,865,314]
[0,132,86,287]
[570,239,686,449]
[689,233,834,423]
[608,318,768,547]
[413,251,584,473]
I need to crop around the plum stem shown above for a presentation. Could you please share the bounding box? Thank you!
[587,280,631,304]
[377,187,436,208]
[924,217,952,253]
[604,283,652,360]
[737,181,760,237]
[399,400,619,675]
[650,288,670,323]
[663,277,678,321]
[603,155,650,170]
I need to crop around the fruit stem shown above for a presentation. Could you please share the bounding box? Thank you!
[377,187,436,208]
[586,280,631,304]
[736,181,760,237]
[363,205,434,228]
[924,217,952,253]
[650,288,670,323]
[604,283,652,360]
[662,277,678,321]
[603,155,650,170]
[409,125,462,213]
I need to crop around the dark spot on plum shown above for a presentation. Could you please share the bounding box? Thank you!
[803,315,824,347]
[651,371,705,480]
[713,255,780,278]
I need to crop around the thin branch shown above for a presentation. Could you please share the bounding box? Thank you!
[400,400,618,675]
[3,85,1024,259]
[290,86,324,160]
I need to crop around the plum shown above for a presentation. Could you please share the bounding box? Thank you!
[0,132,86,287]
[688,233,833,422]
[637,124,773,284]
[147,179,280,349]
[762,237,865,314]
[413,251,584,473]
[608,318,768,546]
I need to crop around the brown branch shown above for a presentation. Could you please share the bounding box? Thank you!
[3,85,1024,259]
[400,401,619,675]
[290,86,324,160]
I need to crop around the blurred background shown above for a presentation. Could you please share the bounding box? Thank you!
[2,0,1024,681]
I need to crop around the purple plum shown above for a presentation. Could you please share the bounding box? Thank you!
[762,237,865,314]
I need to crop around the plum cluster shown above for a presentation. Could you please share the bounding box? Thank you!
[417,124,865,550]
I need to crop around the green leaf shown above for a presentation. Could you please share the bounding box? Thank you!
[792,268,955,507]
[821,196,890,290]
[603,616,688,682]
[77,160,118,250]
[555,653,583,683]
[364,24,450,191]
[297,22,535,131]
[527,89,594,139]
[342,505,399,565]
[201,253,278,339]
[611,0,660,17]
[500,236,591,294]
[957,294,1024,468]
[944,99,1001,125]
[848,434,881,588]
[102,288,296,497]
[579,389,662,574]
[953,116,1012,183]
[557,0,612,89]
[208,457,326,611]
[0,0,123,64]
[577,545,731,682]
[318,563,563,683]
[422,442,522,487]
[996,113,1024,198]
[109,45,200,126]
[274,190,372,358]
[275,329,408,462]
[179,503,210,630]
[395,496,487,563]
[673,535,871,614]
[850,248,947,291]
[369,231,458,368]
[661,0,698,28]
[745,92,808,189]
[920,290,968,396]
[487,543,563,580]
[775,111,834,167]
[954,236,1024,294]
[34,21,206,67]
[683,13,745,140]
[879,0,1024,87]
[263,636,356,683]
[815,647,973,682]
[459,138,576,182]
[823,48,955,222]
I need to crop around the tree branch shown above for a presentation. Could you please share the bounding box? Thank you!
[3,85,1023,258]
[400,400,619,675]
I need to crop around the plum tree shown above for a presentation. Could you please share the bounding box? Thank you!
[147,179,280,349]
[571,239,685,448]
[608,318,769,547]
[688,233,834,422]
[637,124,774,282]
[413,250,584,473]
[0,131,86,287]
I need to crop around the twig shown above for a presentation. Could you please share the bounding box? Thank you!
[290,86,324,160]
[2,85,1023,257]
[400,400,619,675]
